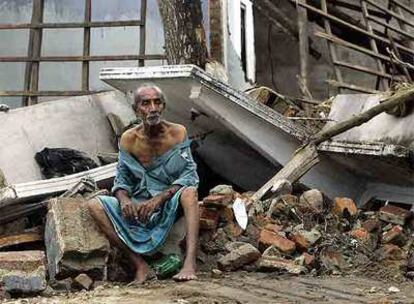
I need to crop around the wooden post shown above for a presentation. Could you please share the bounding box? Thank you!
[297,1,310,99]
[23,0,44,106]
[82,0,91,91]
[139,0,147,67]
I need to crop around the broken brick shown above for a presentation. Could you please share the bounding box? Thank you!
[224,222,243,239]
[320,249,347,271]
[332,197,358,217]
[0,251,47,293]
[302,253,316,268]
[259,229,296,254]
[377,244,406,261]
[218,242,261,271]
[264,223,283,233]
[381,225,406,247]
[362,219,382,233]
[199,206,220,230]
[289,233,309,252]
[351,228,370,242]
[379,205,411,226]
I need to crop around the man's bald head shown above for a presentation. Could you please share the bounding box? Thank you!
[133,84,166,111]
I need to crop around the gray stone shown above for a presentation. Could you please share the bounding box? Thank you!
[45,197,110,281]
[72,273,93,290]
[258,257,307,274]
[2,266,47,294]
[209,185,234,196]
[218,242,261,271]
[300,189,324,212]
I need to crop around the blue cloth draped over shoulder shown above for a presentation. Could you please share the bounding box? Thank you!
[98,139,199,255]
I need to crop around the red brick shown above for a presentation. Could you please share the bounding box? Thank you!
[362,219,382,233]
[289,233,310,252]
[379,205,411,226]
[351,228,370,242]
[381,225,406,246]
[332,197,358,217]
[199,207,219,230]
[259,229,296,254]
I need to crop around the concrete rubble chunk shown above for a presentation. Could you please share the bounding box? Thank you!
[199,206,220,230]
[379,205,411,226]
[45,197,110,281]
[258,256,307,274]
[0,251,46,293]
[209,185,234,196]
[218,242,261,271]
[299,189,323,212]
[72,273,93,290]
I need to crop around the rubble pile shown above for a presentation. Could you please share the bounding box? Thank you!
[198,185,414,282]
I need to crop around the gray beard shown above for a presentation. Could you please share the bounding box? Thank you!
[146,115,161,126]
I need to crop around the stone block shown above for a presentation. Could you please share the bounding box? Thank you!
[218,242,261,271]
[72,273,93,290]
[0,251,46,293]
[45,198,110,281]
[381,225,406,246]
[258,256,306,274]
[332,197,357,217]
[259,229,296,254]
[379,205,411,226]
[199,206,219,230]
[299,189,323,212]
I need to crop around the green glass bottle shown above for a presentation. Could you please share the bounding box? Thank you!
[149,254,182,279]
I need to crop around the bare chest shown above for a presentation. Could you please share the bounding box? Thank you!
[130,137,178,167]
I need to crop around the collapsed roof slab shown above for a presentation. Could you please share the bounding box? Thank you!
[100,64,413,205]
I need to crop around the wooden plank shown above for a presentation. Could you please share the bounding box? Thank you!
[0,90,108,97]
[0,54,167,62]
[391,4,414,50]
[0,231,43,249]
[327,80,381,93]
[334,60,393,79]
[321,0,343,83]
[0,20,143,30]
[28,0,44,105]
[82,0,91,91]
[251,144,319,203]
[360,0,388,90]
[366,15,414,41]
[288,0,414,57]
[139,0,147,67]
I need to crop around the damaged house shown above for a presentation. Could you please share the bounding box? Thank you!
[0,0,413,302]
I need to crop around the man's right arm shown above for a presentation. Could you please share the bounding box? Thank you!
[115,189,137,219]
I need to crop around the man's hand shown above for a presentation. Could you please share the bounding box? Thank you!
[135,198,162,223]
[120,198,136,220]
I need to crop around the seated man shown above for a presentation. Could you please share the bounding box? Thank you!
[88,84,199,283]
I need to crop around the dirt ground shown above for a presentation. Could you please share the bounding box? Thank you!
[3,272,414,304]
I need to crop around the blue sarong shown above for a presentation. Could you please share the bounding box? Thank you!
[98,139,199,255]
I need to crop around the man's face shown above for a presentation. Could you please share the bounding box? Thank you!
[136,88,165,126]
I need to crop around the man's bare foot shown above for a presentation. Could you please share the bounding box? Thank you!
[173,266,197,282]
[131,262,156,285]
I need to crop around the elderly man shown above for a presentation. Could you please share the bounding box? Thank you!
[88,84,199,283]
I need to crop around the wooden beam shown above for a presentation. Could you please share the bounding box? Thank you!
[0,20,143,30]
[327,80,381,93]
[363,0,414,29]
[139,0,147,67]
[333,60,393,79]
[28,0,44,105]
[82,0,91,91]
[0,54,167,62]
[366,15,414,41]
[0,230,43,249]
[390,0,414,16]
[0,90,109,97]
[297,1,310,97]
